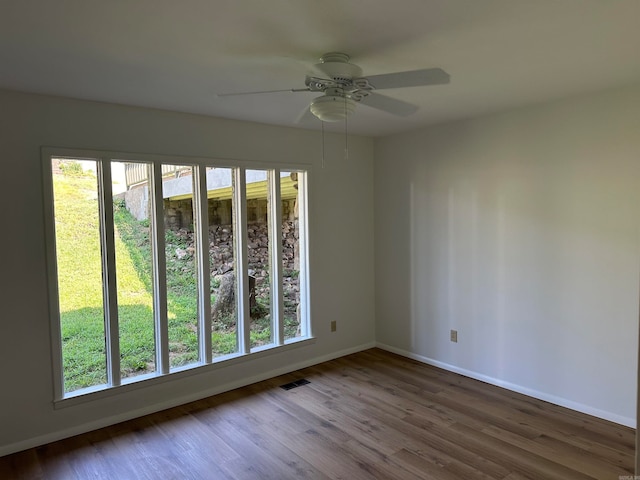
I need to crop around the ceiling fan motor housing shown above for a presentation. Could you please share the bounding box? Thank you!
[315,52,363,84]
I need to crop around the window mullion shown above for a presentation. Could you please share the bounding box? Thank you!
[269,170,284,345]
[195,165,212,363]
[297,172,311,338]
[98,159,121,387]
[150,163,170,374]
[234,168,251,354]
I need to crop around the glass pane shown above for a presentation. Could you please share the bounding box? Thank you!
[281,171,303,341]
[246,169,272,348]
[112,161,156,380]
[206,167,238,357]
[51,158,107,392]
[162,164,199,369]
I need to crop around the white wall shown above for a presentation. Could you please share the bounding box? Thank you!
[375,84,640,426]
[0,90,376,455]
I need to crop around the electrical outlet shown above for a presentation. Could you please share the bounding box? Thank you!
[450,330,458,343]
[331,320,337,332]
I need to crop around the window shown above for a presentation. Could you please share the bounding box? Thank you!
[44,149,311,400]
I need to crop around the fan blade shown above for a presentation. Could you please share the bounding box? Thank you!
[359,92,418,116]
[365,68,450,90]
[216,88,311,97]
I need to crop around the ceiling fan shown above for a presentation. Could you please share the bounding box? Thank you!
[217,52,450,123]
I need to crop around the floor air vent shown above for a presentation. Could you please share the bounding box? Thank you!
[280,379,310,390]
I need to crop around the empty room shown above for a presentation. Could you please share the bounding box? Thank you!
[1,1,639,478]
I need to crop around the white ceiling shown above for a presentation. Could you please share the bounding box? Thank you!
[1,0,639,137]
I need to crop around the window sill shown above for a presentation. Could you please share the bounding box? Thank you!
[54,336,316,410]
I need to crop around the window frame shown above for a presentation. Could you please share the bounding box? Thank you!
[42,147,314,406]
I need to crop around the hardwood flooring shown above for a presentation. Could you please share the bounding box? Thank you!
[0,348,635,479]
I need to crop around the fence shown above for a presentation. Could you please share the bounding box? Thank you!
[124,163,191,189]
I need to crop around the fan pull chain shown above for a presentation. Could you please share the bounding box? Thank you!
[344,96,349,160]
[321,120,326,169]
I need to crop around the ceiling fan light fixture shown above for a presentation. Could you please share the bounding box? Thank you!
[310,95,357,122]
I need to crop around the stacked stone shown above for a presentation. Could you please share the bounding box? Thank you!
[208,221,298,275]
[247,223,269,284]
[281,220,298,271]
[186,221,301,321]
[209,225,234,274]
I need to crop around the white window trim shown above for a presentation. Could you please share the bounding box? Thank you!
[42,146,313,405]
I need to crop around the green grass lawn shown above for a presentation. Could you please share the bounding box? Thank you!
[54,171,164,390]
[53,169,109,391]
[53,168,235,392]
[53,164,285,393]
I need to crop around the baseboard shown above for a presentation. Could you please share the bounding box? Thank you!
[376,342,635,428]
[0,341,376,458]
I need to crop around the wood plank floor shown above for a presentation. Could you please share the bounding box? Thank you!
[0,349,635,479]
